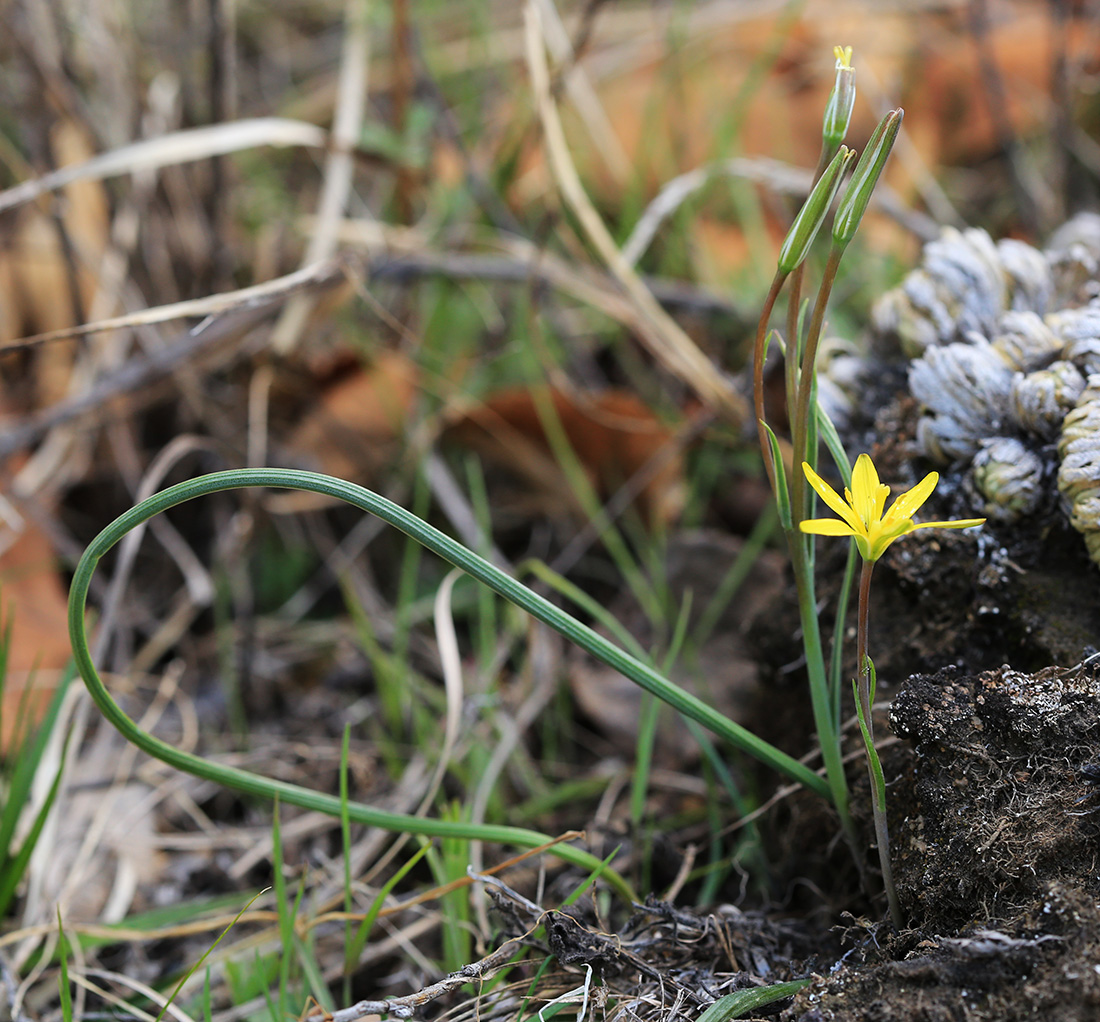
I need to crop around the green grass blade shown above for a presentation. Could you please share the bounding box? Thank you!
[202,967,212,1022]
[57,911,73,1022]
[560,846,619,909]
[339,724,354,1003]
[0,757,65,918]
[630,591,694,828]
[346,842,430,970]
[0,665,73,862]
[693,504,777,648]
[519,559,648,662]
[293,931,331,1014]
[630,692,660,833]
[154,889,268,1022]
[696,979,812,1021]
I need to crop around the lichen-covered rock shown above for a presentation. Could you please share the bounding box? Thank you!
[972,435,1047,521]
[908,340,1014,462]
[1057,375,1100,564]
[873,227,1055,358]
[880,214,1100,564]
[1049,300,1100,376]
[1009,359,1086,439]
[967,438,1046,522]
[990,310,1062,371]
[1047,211,1100,306]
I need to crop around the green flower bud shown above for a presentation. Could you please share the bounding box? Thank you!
[822,46,856,156]
[777,145,855,273]
[832,108,903,248]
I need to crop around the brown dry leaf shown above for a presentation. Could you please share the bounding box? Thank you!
[446,385,685,527]
[902,8,1099,167]
[285,349,421,484]
[0,509,71,755]
[569,530,784,767]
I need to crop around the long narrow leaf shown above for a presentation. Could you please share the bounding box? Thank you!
[66,471,830,886]
[761,423,793,530]
[696,979,812,1022]
[0,759,65,917]
[0,665,73,872]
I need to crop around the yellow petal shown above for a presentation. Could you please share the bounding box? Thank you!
[888,471,939,522]
[800,518,857,537]
[913,518,986,531]
[872,481,891,520]
[850,454,882,526]
[802,462,863,533]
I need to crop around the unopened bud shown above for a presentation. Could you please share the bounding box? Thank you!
[821,46,856,156]
[832,108,903,247]
[778,145,855,273]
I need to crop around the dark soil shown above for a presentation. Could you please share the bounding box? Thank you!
[773,659,1100,1021]
[516,659,1100,1022]
[720,388,1100,1020]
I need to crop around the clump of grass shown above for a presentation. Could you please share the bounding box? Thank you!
[0,619,72,920]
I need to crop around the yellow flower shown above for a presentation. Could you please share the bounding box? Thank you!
[800,453,985,562]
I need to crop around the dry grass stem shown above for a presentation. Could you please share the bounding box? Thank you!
[0,119,327,216]
[524,2,746,424]
[0,259,346,353]
[272,0,372,355]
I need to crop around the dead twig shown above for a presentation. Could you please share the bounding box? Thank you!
[0,258,346,354]
[271,1,370,355]
[0,118,327,215]
[304,929,536,1022]
[0,296,299,468]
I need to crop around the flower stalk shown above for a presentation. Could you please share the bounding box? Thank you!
[801,454,985,925]
[750,50,888,865]
[855,559,902,929]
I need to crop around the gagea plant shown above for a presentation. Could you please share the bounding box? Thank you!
[752,49,985,926]
[63,47,971,940]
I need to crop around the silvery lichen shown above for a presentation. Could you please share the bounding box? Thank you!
[1047,212,1100,306]
[875,213,1100,564]
[814,335,866,432]
[872,226,1055,357]
[908,339,1014,462]
[1058,375,1100,565]
[1009,360,1086,439]
[991,311,1061,371]
[1049,304,1100,376]
[967,438,1046,522]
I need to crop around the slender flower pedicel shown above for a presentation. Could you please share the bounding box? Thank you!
[800,453,985,927]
